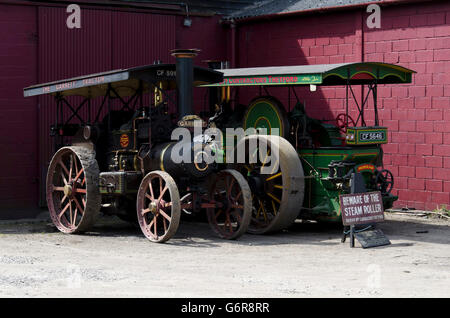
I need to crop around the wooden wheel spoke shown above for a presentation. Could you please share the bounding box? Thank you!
[271,200,278,215]
[60,194,68,206]
[69,155,73,182]
[259,201,268,222]
[261,149,271,167]
[59,160,70,179]
[255,200,262,218]
[153,215,158,237]
[215,209,224,219]
[52,185,65,192]
[75,188,87,194]
[227,177,236,196]
[72,208,78,227]
[148,181,155,199]
[270,159,279,175]
[231,202,244,209]
[266,172,282,182]
[162,216,167,233]
[69,203,73,225]
[73,154,79,176]
[58,202,71,219]
[73,197,85,215]
[225,214,233,232]
[141,208,151,216]
[74,168,84,183]
[147,218,156,238]
[230,190,242,203]
[158,176,163,194]
[267,192,281,204]
[145,193,153,201]
[159,209,171,222]
[158,185,168,201]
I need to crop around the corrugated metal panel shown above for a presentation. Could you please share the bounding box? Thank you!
[111,11,175,68]
[37,6,176,206]
[0,4,39,215]
[38,7,113,206]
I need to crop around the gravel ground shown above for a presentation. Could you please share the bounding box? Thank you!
[0,212,448,298]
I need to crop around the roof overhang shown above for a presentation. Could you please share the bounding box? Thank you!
[24,64,224,98]
[202,62,415,87]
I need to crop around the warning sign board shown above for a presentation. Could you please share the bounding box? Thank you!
[339,191,384,226]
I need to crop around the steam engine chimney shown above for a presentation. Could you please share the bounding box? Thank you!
[171,49,200,119]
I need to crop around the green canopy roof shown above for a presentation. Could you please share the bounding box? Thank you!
[203,62,415,87]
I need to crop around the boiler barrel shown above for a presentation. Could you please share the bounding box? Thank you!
[148,142,216,180]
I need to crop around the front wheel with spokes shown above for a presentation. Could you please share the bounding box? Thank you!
[206,169,252,240]
[136,171,181,243]
[46,146,101,233]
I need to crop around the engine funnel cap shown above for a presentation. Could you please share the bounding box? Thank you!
[171,48,201,58]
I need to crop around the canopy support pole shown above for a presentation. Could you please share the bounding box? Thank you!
[374,69,379,126]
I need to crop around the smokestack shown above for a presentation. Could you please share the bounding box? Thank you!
[171,49,200,119]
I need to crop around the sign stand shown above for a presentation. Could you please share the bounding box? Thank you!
[341,225,356,247]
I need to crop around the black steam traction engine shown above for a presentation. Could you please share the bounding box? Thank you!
[24,49,252,243]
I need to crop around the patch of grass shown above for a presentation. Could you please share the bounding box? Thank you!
[434,205,450,217]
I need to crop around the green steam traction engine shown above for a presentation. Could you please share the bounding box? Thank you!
[205,62,415,234]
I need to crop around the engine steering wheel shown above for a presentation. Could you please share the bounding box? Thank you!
[336,113,356,133]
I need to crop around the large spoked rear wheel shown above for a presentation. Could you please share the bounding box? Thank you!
[233,135,305,234]
[46,146,101,233]
[206,169,252,240]
[136,171,181,243]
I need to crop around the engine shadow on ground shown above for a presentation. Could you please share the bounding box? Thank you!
[1,214,448,248]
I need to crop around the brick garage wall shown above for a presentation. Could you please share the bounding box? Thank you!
[235,1,450,210]
[236,11,364,122]
[364,2,450,210]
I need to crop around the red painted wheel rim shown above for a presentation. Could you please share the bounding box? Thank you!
[207,171,246,239]
[137,173,176,242]
[47,149,88,232]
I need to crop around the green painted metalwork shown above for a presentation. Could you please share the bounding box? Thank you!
[203,62,415,87]
[299,147,382,222]
[243,97,287,137]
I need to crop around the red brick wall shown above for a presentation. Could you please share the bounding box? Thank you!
[235,1,450,210]
[364,2,450,210]
[237,11,363,122]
